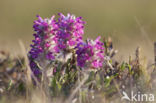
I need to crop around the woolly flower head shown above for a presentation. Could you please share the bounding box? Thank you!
[29,15,57,77]
[29,15,56,60]
[76,36,104,69]
[54,13,85,52]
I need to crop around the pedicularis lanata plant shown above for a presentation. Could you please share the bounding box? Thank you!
[28,13,107,96]
[29,13,104,79]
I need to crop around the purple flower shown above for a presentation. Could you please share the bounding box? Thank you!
[29,15,57,79]
[54,13,85,52]
[29,61,41,80]
[76,36,104,69]
[29,15,56,60]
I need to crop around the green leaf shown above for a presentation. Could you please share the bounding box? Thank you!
[120,62,126,71]
[56,81,62,91]
[104,76,114,88]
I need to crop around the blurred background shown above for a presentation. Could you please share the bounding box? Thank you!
[0,0,156,61]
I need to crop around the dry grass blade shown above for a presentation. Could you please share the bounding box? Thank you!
[19,40,47,103]
[19,40,32,85]
[19,40,33,103]
[135,47,140,65]
[134,16,153,47]
[66,74,89,103]
[154,42,156,68]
